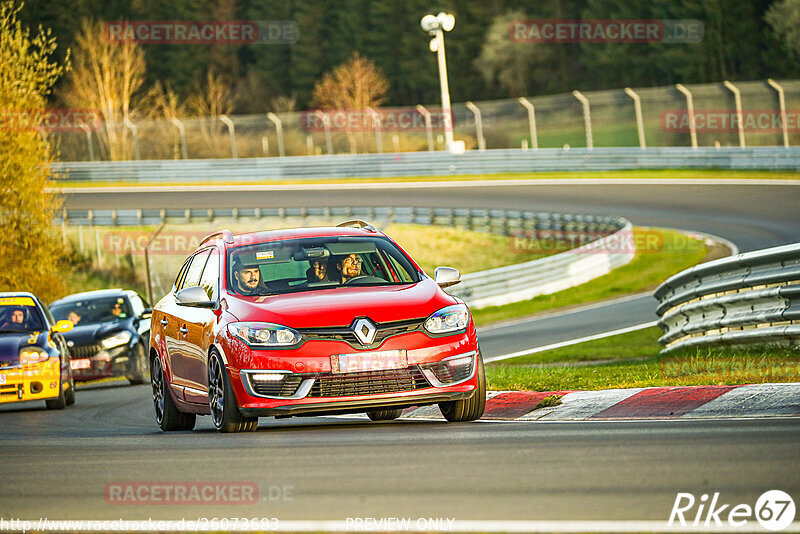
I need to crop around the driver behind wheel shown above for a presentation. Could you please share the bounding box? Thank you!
[335,254,362,284]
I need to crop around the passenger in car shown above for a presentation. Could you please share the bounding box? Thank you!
[306,259,333,283]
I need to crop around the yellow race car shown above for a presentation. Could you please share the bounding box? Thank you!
[0,293,76,409]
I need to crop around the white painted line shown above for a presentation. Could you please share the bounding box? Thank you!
[485,321,658,363]
[49,177,800,194]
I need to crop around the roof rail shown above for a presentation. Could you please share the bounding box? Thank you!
[336,219,377,232]
[200,229,235,245]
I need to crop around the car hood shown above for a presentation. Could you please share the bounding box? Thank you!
[0,332,46,364]
[224,279,456,328]
[62,322,126,346]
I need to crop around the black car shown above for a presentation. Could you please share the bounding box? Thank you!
[49,289,151,384]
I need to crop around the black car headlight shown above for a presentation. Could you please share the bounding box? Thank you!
[424,304,469,334]
[229,322,302,347]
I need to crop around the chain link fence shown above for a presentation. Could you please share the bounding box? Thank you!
[53,79,800,161]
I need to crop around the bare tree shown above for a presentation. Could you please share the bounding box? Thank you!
[312,53,389,153]
[61,19,145,160]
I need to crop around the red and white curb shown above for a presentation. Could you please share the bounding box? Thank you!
[399,384,800,421]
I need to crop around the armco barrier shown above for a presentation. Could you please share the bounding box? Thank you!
[51,146,800,182]
[55,206,633,309]
[655,243,800,352]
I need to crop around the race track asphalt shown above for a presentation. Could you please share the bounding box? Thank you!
[1,384,798,523]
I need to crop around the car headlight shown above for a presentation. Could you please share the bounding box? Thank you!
[101,331,132,349]
[229,322,302,347]
[19,346,49,365]
[424,304,470,334]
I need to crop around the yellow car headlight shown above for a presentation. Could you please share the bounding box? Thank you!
[19,346,49,365]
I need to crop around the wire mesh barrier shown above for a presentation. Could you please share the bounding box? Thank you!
[55,206,632,308]
[655,243,800,352]
[51,79,800,162]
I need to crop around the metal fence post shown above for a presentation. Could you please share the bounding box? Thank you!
[219,115,238,158]
[767,79,790,148]
[367,107,383,153]
[314,110,334,155]
[465,101,486,151]
[169,118,188,159]
[123,119,141,160]
[518,97,538,149]
[267,112,285,157]
[723,81,745,148]
[415,105,434,151]
[676,83,698,149]
[624,87,646,149]
[80,124,95,161]
[572,90,594,149]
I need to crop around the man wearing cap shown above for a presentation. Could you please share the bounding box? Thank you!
[233,259,264,296]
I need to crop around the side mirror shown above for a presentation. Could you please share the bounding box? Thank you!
[434,266,461,288]
[176,286,216,308]
[141,308,153,319]
[52,320,74,333]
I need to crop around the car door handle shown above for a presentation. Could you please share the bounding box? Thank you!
[179,326,188,335]
[160,319,168,327]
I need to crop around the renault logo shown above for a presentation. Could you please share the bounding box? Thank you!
[352,318,377,345]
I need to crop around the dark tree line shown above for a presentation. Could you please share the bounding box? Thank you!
[20,0,800,113]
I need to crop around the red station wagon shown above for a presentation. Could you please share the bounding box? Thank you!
[149,221,486,432]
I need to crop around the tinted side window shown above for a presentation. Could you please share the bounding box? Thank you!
[198,250,220,300]
[180,250,210,291]
[174,258,192,291]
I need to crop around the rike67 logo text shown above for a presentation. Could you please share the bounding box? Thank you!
[669,490,795,531]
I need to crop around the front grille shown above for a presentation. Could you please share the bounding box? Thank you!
[69,343,101,359]
[247,374,304,397]
[299,318,425,348]
[308,366,430,398]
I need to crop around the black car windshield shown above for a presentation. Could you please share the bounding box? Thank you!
[50,296,131,326]
[227,236,420,296]
[0,297,45,332]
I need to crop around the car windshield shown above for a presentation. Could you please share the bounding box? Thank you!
[50,296,131,326]
[0,297,45,332]
[226,236,420,296]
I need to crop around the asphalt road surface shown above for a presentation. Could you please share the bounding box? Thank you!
[1,384,798,523]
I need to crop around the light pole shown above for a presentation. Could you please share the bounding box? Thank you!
[421,12,455,152]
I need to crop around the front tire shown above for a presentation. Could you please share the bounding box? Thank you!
[64,367,76,406]
[151,355,196,431]
[439,353,486,422]
[208,351,258,433]
[127,342,149,385]
[45,376,67,410]
[366,408,403,421]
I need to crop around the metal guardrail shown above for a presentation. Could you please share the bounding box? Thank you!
[55,206,633,309]
[51,147,800,182]
[655,243,800,352]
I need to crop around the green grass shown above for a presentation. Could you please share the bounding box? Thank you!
[472,227,713,326]
[486,326,800,391]
[384,223,549,275]
[48,169,799,188]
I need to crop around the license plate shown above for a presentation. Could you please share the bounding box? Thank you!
[331,350,408,374]
[70,359,91,370]
[0,374,5,384]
